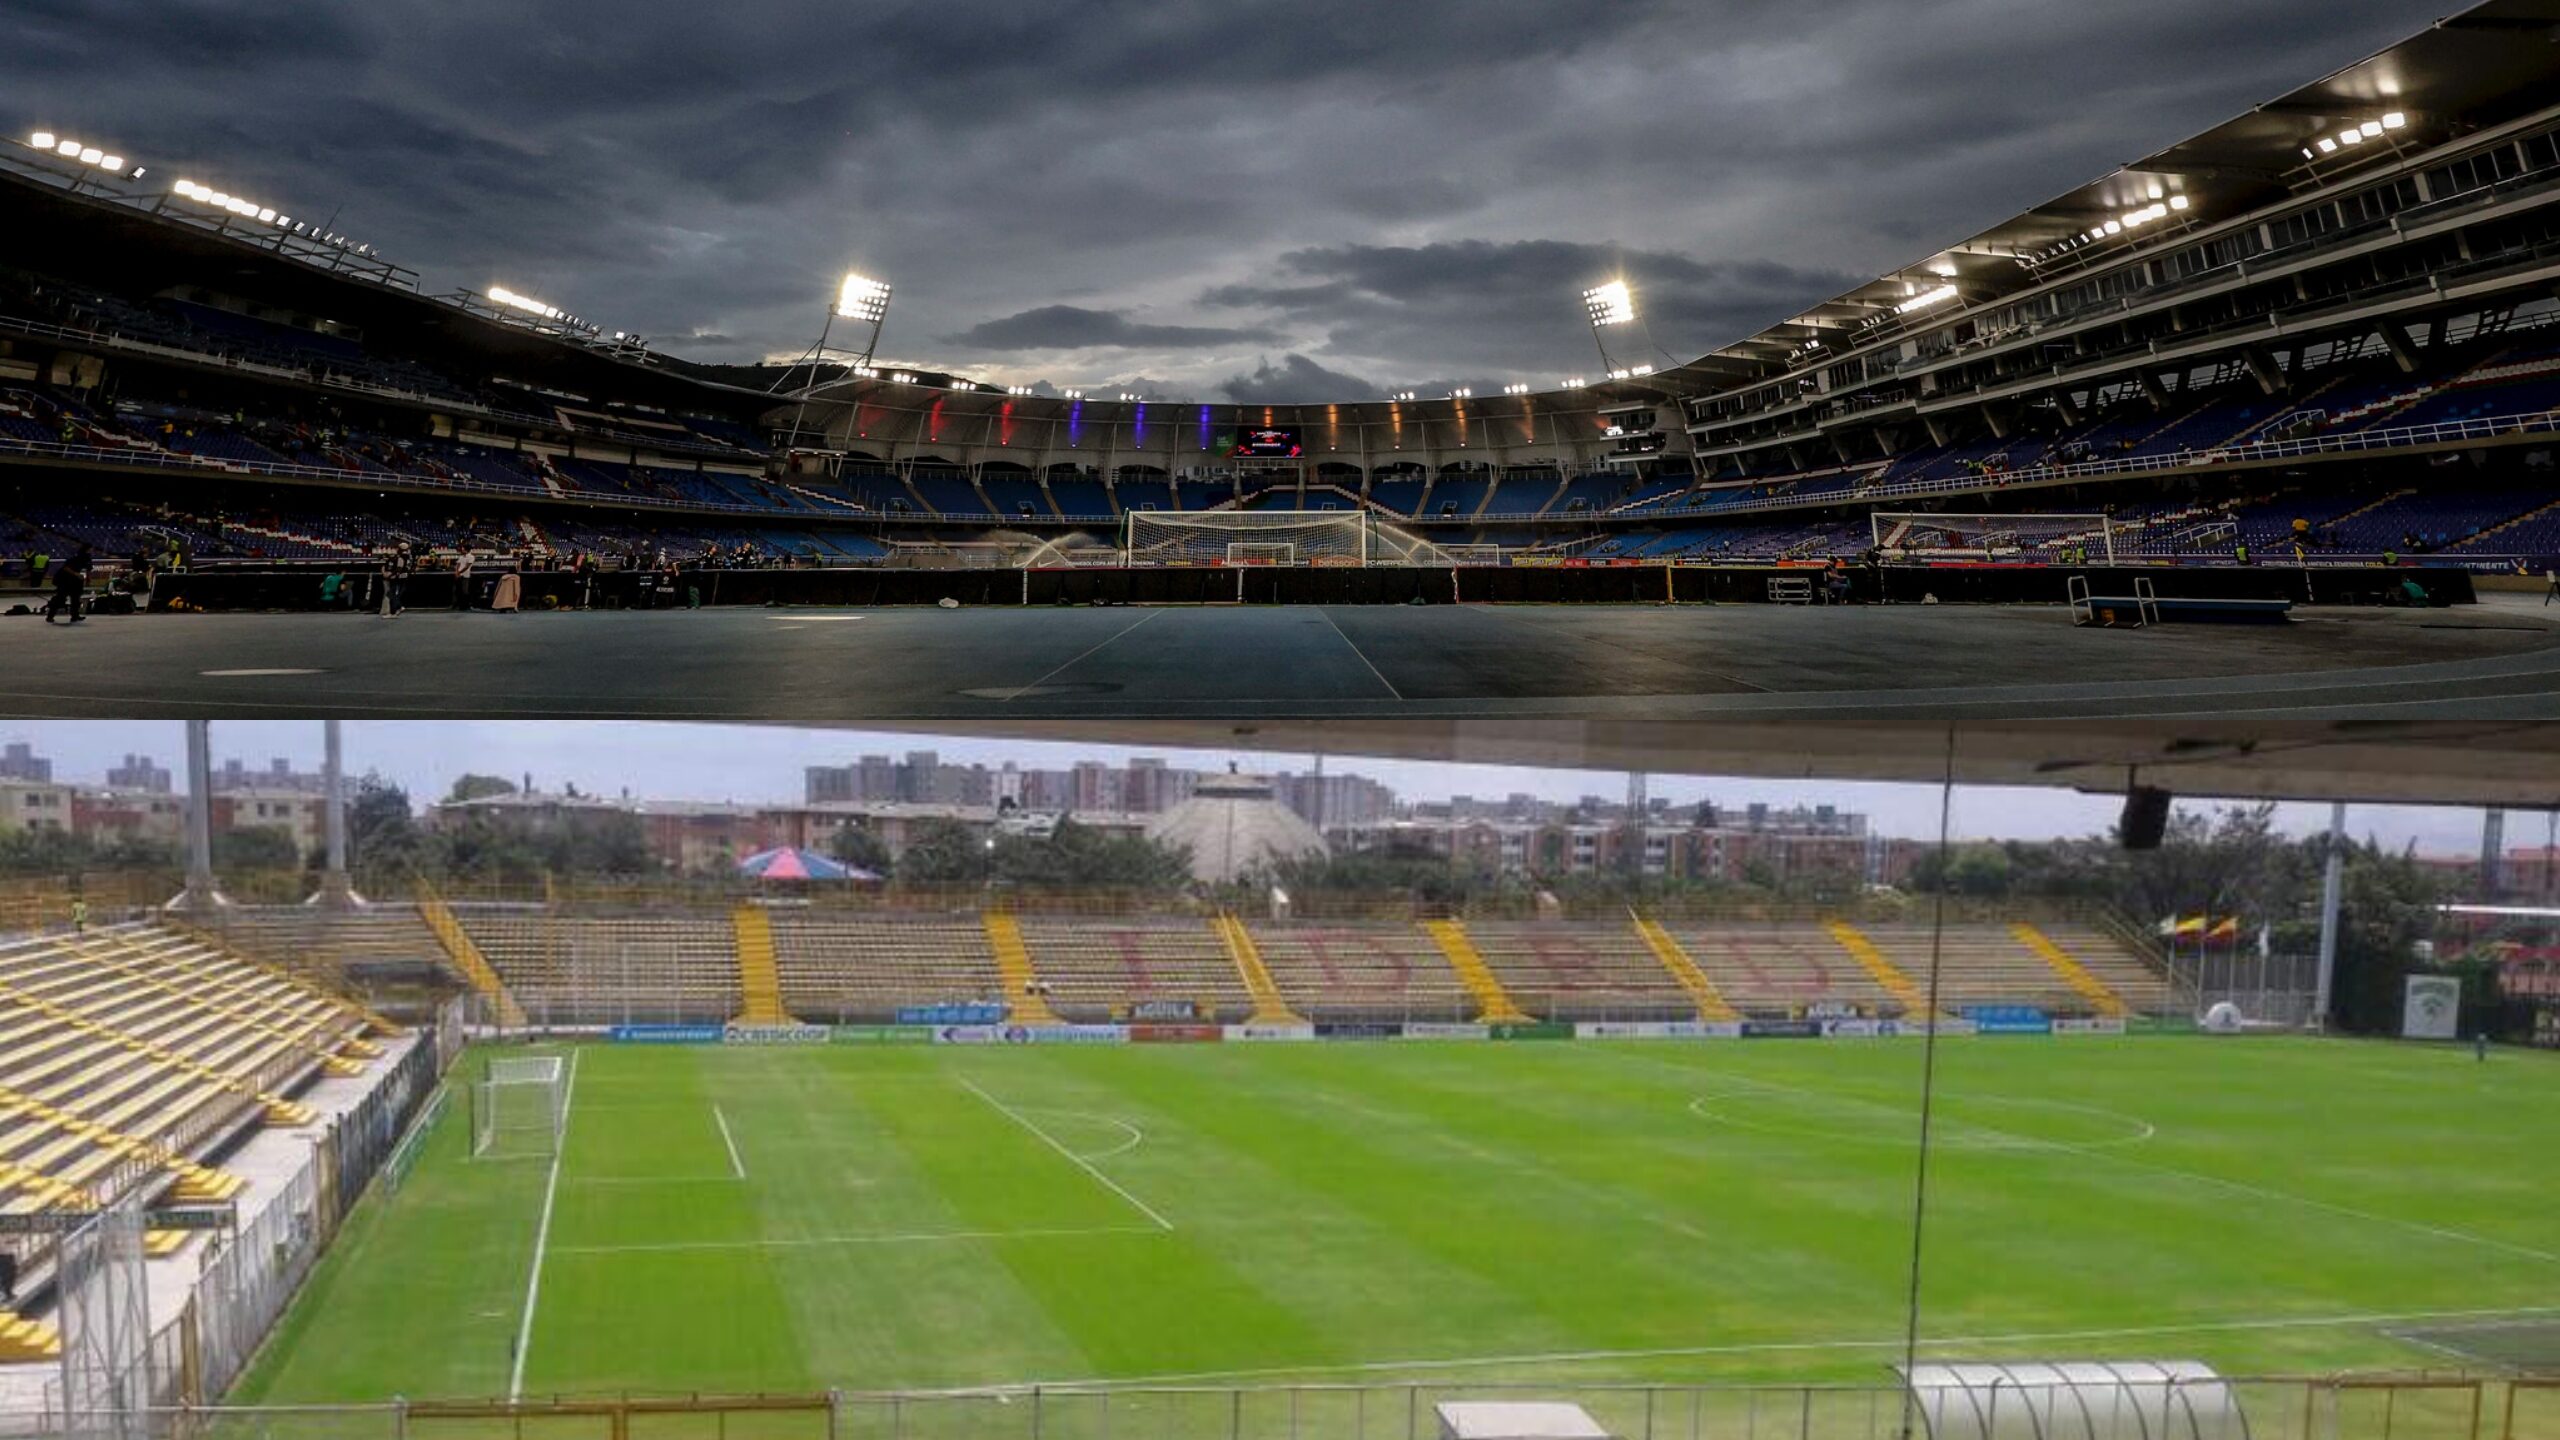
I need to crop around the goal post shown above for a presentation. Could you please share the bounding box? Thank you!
[471,1054,565,1161]
[1126,511,1371,566]
[1124,510,1499,567]
[1869,512,2114,565]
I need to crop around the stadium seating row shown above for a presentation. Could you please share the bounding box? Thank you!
[0,921,393,1360]
[238,906,2178,1028]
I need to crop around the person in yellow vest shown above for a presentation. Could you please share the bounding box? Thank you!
[70,896,88,934]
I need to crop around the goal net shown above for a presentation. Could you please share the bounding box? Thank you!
[472,1055,565,1160]
[1127,512,1371,566]
[1126,511,1494,567]
[1869,512,2114,565]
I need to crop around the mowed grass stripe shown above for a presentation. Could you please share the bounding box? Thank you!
[232,1038,2560,1400]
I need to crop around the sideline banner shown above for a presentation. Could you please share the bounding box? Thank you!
[2051,1017,2128,1036]
[1964,1005,2053,1035]
[1401,1022,1490,1040]
[1743,1019,1820,1039]
[1224,1023,1317,1042]
[1490,1022,1574,1041]
[898,1003,1005,1025]
[1819,1018,1892,1038]
[723,1023,831,1046]
[1315,1021,1402,1039]
[608,1023,721,1044]
[832,1025,934,1044]
[1011,1024,1129,1045]
[932,1024,1008,1045]
[2402,975,2461,1040]
[1575,1020,1744,1040]
[1130,1023,1223,1044]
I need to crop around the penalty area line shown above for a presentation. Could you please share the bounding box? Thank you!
[959,1077,1174,1231]
[712,1103,746,1180]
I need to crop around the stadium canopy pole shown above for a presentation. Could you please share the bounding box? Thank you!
[169,720,222,912]
[1896,725,1960,1440]
[2312,801,2346,1030]
[312,719,362,909]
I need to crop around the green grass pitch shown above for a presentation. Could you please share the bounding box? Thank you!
[230,1036,2560,1406]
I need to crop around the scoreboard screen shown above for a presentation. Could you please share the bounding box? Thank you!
[1226,427,1303,458]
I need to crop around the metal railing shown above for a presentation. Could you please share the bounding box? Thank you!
[1,1375,2550,1440]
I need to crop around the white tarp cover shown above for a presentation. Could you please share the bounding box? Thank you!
[1899,1361,2247,1440]
[1436,1402,1613,1440]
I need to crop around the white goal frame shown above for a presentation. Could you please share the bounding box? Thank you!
[1124,510,1488,567]
[472,1055,566,1160]
[1869,511,2113,565]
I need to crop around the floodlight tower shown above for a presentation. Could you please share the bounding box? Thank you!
[1582,279,1637,377]
[775,271,895,447]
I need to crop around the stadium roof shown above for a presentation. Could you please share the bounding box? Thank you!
[0,157,776,421]
[1655,0,2560,389]
[888,721,2560,810]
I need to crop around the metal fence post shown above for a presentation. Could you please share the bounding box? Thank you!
[828,1388,841,1440]
[1034,1386,1044,1440]
[1408,1386,1419,1440]
[1646,1389,1657,1440]
[1233,1387,1243,1440]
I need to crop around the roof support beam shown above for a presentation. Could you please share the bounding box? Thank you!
[2381,321,2423,375]
[2244,346,2286,396]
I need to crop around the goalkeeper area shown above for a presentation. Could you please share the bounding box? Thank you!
[226,1036,2560,1405]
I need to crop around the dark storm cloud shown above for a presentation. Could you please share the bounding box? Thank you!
[0,0,2437,400]
[1218,355,1388,405]
[942,306,1281,351]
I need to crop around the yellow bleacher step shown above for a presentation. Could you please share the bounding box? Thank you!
[729,906,794,1025]
[2011,922,2129,1018]
[143,1229,192,1258]
[1214,914,1303,1025]
[1422,919,1533,1024]
[983,912,1062,1026]
[322,1053,365,1079]
[419,896,527,1027]
[170,1167,242,1203]
[1631,914,1741,1022]
[0,1315,62,1361]
[1822,919,1941,1018]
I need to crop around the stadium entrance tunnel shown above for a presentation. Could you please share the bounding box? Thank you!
[137,564,2474,612]
[1898,1362,2247,1440]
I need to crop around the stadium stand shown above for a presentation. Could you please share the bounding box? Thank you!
[454,908,742,1024]
[766,911,1007,1020]
[1013,917,1253,1022]
[1247,921,1476,1023]
[0,920,393,1358]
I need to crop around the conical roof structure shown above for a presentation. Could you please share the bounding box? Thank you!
[1143,771,1326,885]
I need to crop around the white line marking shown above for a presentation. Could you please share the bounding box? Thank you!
[768,614,865,620]
[551,1224,1161,1257]
[507,1047,579,1401]
[1318,609,1404,700]
[949,1304,2560,1392]
[1000,608,1163,702]
[958,1077,1173,1231]
[198,667,324,676]
[1020,1107,1147,1161]
[712,1103,746,1180]
[566,1174,738,1187]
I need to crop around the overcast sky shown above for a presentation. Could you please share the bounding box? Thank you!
[0,721,2522,858]
[7,0,2432,399]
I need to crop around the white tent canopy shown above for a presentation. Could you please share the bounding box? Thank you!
[1898,1361,2248,1440]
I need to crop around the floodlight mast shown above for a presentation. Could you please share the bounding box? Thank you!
[774,271,895,447]
[1582,279,1635,375]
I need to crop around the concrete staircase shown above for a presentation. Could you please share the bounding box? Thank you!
[2010,922,2128,1017]
[984,912,1062,1026]
[1631,915,1741,1022]
[731,906,792,1024]
[1822,919,1938,1017]
[1215,914,1302,1025]
[1422,919,1532,1024]
[419,897,526,1028]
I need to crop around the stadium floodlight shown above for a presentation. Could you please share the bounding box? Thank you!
[1005,384,1034,396]
[1503,382,1530,395]
[1893,283,1959,316]
[487,285,570,322]
[1562,376,1585,387]
[54,139,78,157]
[835,272,892,322]
[28,131,52,149]
[1390,390,1417,402]
[1061,388,1082,398]
[2381,111,2406,129]
[1450,387,1471,399]
[1582,280,1636,327]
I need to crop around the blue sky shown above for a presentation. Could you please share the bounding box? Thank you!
[0,720,2513,858]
